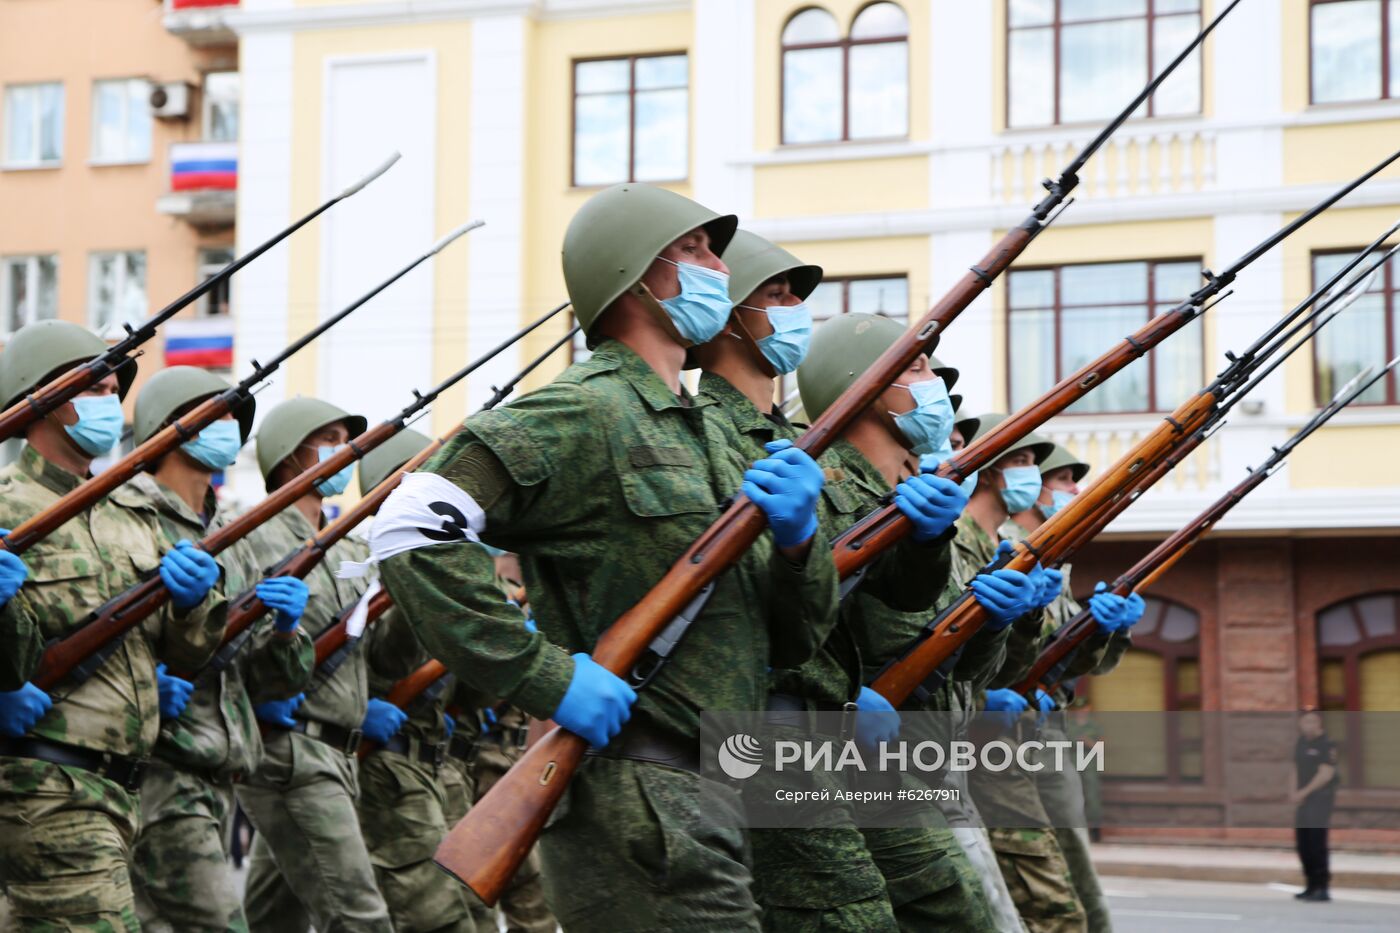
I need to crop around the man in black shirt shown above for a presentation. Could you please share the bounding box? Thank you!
[1292,709,1339,902]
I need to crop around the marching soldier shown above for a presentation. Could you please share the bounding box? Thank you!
[376,183,840,931]
[0,321,225,931]
[999,442,1141,932]
[124,367,315,933]
[351,429,490,933]
[235,397,421,933]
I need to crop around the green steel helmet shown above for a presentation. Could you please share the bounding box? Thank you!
[0,319,138,411]
[796,313,944,422]
[358,428,432,496]
[723,229,822,307]
[1038,443,1090,482]
[134,366,255,447]
[561,183,738,337]
[952,404,980,442]
[255,396,368,489]
[928,353,959,393]
[969,412,1054,466]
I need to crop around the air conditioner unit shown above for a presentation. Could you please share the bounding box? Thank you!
[149,82,192,119]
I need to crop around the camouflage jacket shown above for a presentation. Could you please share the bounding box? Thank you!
[125,474,313,776]
[0,445,224,758]
[243,507,420,743]
[381,340,840,743]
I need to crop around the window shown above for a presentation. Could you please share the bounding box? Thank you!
[1,255,59,335]
[91,79,151,163]
[1087,595,1202,784]
[3,82,64,167]
[1007,259,1204,414]
[203,71,239,142]
[572,53,688,187]
[1310,0,1399,104]
[1317,592,1400,788]
[198,248,234,317]
[806,274,909,323]
[1007,0,1201,128]
[782,3,909,144]
[1312,250,1398,406]
[88,251,147,334]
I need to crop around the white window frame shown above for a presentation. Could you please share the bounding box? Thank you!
[87,250,147,336]
[90,78,152,165]
[3,82,64,169]
[202,71,240,143]
[1,254,59,336]
[197,247,234,317]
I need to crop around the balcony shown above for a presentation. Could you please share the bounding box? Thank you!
[157,141,236,228]
[163,0,239,46]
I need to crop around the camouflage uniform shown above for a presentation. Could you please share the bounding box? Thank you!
[380,341,840,932]
[0,445,225,931]
[961,516,1085,933]
[123,474,314,933]
[358,656,481,933]
[436,684,502,933]
[235,507,419,933]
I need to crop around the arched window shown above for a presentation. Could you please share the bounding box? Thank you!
[781,3,909,145]
[1317,592,1400,789]
[1086,595,1201,784]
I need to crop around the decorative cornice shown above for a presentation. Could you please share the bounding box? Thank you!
[1103,487,1400,534]
[227,0,689,33]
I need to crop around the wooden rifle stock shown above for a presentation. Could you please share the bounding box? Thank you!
[868,391,1218,709]
[356,659,449,760]
[313,586,395,668]
[0,362,122,446]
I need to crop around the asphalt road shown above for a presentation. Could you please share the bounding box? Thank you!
[1103,876,1400,932]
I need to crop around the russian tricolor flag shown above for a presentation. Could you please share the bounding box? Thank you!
[171,141,237,192]
[165,318,234,369]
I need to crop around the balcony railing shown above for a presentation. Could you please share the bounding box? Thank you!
[163,0,238,45]
[157,141,236,228]
[991,125,1217,204]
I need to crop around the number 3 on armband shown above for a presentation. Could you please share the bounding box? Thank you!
[420,501,471,542]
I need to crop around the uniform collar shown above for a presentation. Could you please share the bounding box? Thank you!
[697,371,777,438]
[831,438,893,498]
[592,339,714,414]
[117,473,216,531]
[17,443,86,496]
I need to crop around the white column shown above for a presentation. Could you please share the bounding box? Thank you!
[692,0,755,220]
[928,0,993,209]
[466,14,529,410]
[928,230,997,411]
[1211,0,1283,192]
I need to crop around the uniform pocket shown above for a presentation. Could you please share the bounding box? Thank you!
[26,548,100,584]
[617,453,716,518]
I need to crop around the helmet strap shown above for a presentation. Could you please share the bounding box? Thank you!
[628,281,695,348]
[729,309,779,380]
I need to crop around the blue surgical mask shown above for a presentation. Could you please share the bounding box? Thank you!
[890,378,954,457]
[314,445,354,496]
[64,394,124,456]
[743,302,812,375]
[1039,489,1075,518]
[921,438,978,498]
[480,542,507,558]
[656,258,732,346]
[181,419,243,471]
[999,465,1043,514]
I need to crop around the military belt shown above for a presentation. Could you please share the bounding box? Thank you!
[377,734,446,769]
[284,719,364,756]
[446,731,479,765]
[764,693,858,742]
[584,721,699,774]
[0,736,147,793]
[479,724,530,751]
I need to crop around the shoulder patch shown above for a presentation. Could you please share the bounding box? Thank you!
[439,441,513,512]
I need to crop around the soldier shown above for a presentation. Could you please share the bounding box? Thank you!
[235,397,421,933]
[797,312,1043,932]
[375,183,839,931]
[0,321,224,931]
[999,442,1141,933]
[123,367,315,933]
[351,429,491,933]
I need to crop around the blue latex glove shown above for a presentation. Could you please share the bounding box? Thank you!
[1030,566,1063,609]
[0,683,52,738]
[552,653,637,748]
[256,576,309,633]
[969,549,1038,631]
[0,529,28,607]
[1088,581,1129,634]
[743,439,824,549]
[894,465,968,542]
[982,688,1030,730]
[254,693,305,729]
[361,698,408,745]
[854,686,901,749]
[160,540,220,610]
[443,713,456,739]
[155,663,194,720]
[1033,688,1056,727]
[1122,592,1146,629]
[523,612,538,634]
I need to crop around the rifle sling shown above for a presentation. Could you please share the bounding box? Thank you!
[627,581,716,690]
